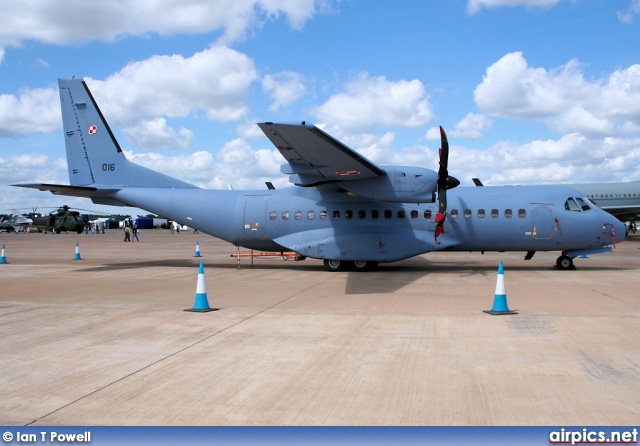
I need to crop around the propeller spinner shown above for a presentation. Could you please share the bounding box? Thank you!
[434,126,460,241]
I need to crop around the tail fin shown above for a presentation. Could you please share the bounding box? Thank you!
[58,78,196,189]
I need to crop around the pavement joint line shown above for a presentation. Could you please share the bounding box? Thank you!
[25,274,334,426]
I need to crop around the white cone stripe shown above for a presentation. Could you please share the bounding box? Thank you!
[196,273,207,294]
[494,274,506,295]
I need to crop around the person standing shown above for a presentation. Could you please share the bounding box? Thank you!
[132,224,139,241]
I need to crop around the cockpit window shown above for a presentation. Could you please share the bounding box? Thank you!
[575,197,591,211]
[564,198,580,212]
[586,197,601,209]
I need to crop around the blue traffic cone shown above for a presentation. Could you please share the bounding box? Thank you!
[194,241,202,257]
[184,261,218,312]
[74,242,82,260]
[0,244,7,264]
[484,262,518,315]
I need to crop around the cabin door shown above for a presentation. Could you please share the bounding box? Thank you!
[531,204,554,240]
[243,196,268,240]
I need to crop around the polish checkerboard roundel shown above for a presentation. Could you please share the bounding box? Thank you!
[88,125,97,134]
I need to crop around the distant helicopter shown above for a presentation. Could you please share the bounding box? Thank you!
[28,205,86,234]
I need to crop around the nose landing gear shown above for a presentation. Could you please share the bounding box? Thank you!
[554,254,576,270]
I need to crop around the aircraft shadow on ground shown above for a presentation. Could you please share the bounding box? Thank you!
[78,257,630,296]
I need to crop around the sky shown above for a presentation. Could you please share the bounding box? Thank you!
[1,0,640,216]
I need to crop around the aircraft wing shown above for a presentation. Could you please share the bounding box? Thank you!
[258,122,386,186]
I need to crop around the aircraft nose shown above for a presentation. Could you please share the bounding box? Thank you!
[619,220,628,242]
[612,217,627,244]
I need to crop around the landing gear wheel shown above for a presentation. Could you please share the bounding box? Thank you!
[352,260,379,272]
[555,255,574,270]
[323,259,346,272]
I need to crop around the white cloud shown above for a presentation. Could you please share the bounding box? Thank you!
[217,138,281,182]
[0,87,60,137]
[87,46,258,126]
[124,118,194,150]
[262,71,307,111]
[0,45,259,138]
[311,73,434,131]
[0,0,330,48]
[618,0,640,23]
[447,134,640,185]
[126,150,216,185]
[467,0,561,15]
[236,121,268,140]
[450,113,493,139]
[474,52,640,136]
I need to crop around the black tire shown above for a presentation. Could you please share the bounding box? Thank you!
[556,255,574,270]
[323,259,345,272]
[352,260,379,272]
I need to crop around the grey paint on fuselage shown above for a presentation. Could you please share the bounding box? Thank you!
[113,182,620,261]
[13,78,627,270]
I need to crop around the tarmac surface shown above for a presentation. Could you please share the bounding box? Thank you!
[1,228,639,426]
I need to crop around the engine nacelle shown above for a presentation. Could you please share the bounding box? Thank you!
[339,166,438,203]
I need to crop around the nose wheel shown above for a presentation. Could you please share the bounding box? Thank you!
[555,255,575,270]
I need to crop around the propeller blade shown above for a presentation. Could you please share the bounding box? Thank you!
[435,127,448,240]
[435,126,459,241]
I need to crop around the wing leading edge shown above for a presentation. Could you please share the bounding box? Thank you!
[258,122,386,187]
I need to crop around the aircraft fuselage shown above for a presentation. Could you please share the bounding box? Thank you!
[113,184,622,263]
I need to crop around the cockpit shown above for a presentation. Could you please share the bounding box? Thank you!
[564,196,599,212]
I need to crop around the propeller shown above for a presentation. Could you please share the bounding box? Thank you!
[434,126,460,242]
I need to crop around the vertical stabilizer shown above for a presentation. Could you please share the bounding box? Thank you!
[58,78,197,189]
[59,78,126,186]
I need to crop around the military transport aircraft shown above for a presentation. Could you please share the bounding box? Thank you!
[13,78,627,271]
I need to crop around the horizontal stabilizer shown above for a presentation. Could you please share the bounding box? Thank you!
[11,183,108,197]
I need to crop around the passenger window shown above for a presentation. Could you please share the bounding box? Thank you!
[505,209,512,218]
[411,210,418,219]
[424,210,432,219]
[576,197,591,211]
[358,210,366,219]
[477,209,485,218]
[372,210,379,219]
[518,209,526,218]
[450,209,458,218]
[269,211,277,220]
[565,198,580,212]
[384,210,392,219]
[332,210,340,219]
[398,210,405,219]
[294,211,302,220]
[464,209,471,218]
[491,209,499,218]
[320,210,327,220]
[307,211,315,220]
[282,211,290,220]
[345,210,353,219]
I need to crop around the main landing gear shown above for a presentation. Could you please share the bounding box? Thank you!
[323,259,379,272]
